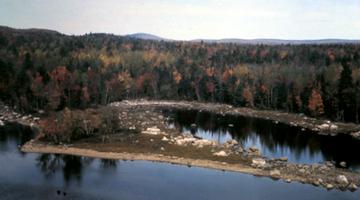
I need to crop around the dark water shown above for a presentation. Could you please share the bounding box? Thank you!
[1,123,360,200]
[163,109,360,171]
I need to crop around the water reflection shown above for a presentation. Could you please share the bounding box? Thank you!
[0,122,34,154]
[1,123,360,200]
[100,159,118,170]
[163,109,360,171]
[36,154,95,184]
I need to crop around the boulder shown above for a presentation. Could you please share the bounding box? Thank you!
[329,124,338,131]
[193,139,214,147]
[317,123,330,130]
[313,180,320,186]
[249,146,259,152]
[348,183,358,191]
[278,157,288,162]
[270,169,281,177]
[141,127,161,135]
[326,184,334,190]
[161,136,169,141]
[175,137,197,146]
[351,131,360,138]
[251,158,266,168]
[213,151,228,157]
[339,161,347,168]
[336,175,349,186]
[0,119,4,126]
[224,139,238,148]
[248,146,261,156]
[299,169,306,174]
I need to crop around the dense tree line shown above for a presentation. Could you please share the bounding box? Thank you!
[0,26,360,123]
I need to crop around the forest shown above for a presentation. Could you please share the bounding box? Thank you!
[0,26,360,123]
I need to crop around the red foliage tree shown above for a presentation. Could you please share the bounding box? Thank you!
[308,89,324,116]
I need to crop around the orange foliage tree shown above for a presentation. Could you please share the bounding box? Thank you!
[308,89,324,116]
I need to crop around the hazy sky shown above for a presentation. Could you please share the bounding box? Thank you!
[0,0,359,40]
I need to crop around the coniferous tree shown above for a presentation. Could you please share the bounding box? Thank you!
[338,60,355,121]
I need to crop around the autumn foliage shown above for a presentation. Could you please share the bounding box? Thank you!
[38,108,117,143]
[308,89,324,117]
[0,27,360,122]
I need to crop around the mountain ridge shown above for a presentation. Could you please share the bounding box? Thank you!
[1,25,360,45]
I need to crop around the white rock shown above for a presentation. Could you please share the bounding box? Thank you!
[147,127,161,132]
[175,137,197,146]
[161,136,169,141]
[348,183,358,191]
[249,146,259,152]
[213,151,228,157]
[141,126,161,135]
[318,123,330,130]
[336,175,349,186]
[193,139,214,147]
[351,131,360,137]
[326,184,334,190]
[278,157,288,162]
[160,147,165,151]
[226,139,238,146]
[339,161,347,168]
[329,124,338,131]
[251,158,266,168]
[270,169,281,177]
[0,119,4,126]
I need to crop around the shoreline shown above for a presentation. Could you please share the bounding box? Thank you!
[111,100,360,140]
[21,139,360,192]
[2,99,360,140]
[21,141,260,176]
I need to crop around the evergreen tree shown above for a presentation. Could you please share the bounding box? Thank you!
[338,60,355,121]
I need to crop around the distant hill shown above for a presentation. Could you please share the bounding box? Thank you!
[191,38,360,45]
[125,32,360,44]
[1,26,360,45]
[0,25,61,35]
[125,33,171,41]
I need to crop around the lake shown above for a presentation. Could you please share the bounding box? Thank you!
[163,109,360,171]
[1,123,360,200]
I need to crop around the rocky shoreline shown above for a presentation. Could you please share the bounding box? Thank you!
[22,135,360,192]
[18,99,360,192]
[2,99,358,191]
[111,100,360,140]
[0,102,41,128]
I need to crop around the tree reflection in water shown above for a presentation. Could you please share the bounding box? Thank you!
[0,123,34,156]
[100,159,118,170]
[164,109,360,170]
[36,154,94,184]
